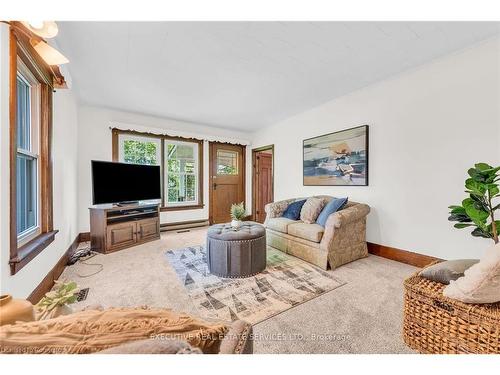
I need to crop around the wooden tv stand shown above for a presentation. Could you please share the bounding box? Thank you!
[89,202,160,254]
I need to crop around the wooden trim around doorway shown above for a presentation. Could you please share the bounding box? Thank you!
[252,145,274,222]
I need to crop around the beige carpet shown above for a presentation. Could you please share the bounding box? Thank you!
[60,227,416,353]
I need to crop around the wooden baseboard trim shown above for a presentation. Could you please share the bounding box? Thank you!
[160,219,209,232]
[79,232,90,242]
[27,234,80,304]
[367,242,441,268]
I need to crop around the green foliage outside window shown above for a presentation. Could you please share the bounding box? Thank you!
[167,143,197,204]
[123,140,158,165]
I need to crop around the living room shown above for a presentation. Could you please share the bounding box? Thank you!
[1,1,500,370]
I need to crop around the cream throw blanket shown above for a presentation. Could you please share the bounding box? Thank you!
[0,307,228,354]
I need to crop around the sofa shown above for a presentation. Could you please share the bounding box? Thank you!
[264,195,370,270]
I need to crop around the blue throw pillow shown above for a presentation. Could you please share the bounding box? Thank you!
[316,197,348,227]
[282,199,307,220]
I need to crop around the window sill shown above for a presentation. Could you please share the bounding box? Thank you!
[9,230,59,275]
[161,204,204,212]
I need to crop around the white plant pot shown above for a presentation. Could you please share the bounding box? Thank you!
[231,220,241,229]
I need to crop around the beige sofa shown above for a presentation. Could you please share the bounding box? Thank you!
[264,196,370,270]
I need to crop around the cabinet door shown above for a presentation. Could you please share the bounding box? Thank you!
[136,217,160,242]
[106,222,137,251]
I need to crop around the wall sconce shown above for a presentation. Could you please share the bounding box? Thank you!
[30,39,69,65]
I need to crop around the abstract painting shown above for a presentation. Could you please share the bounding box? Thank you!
[303,125,368,186]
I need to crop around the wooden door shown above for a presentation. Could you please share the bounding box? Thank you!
[136,217,160,242]
[253,151,273,223]
[106,222,137,251]
[209,142,246,224]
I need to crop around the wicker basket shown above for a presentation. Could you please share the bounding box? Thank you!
[403,265,500,354]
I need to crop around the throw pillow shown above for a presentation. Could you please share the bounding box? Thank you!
[282,199,306,220]
[316,197,348,227]
[97,338,203,354]
[300,197,327,224]
[419,259,479,285]
[443,243,500,303]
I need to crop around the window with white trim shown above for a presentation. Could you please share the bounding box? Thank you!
[165,140,199,206]
[16,61,41,243]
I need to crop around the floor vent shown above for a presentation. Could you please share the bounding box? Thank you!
[77,288,89,302]
[177,229,190,233]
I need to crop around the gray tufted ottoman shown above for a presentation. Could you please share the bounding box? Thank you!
[206,222,267,278]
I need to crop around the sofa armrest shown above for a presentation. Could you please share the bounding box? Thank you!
[219,320,253,354]
[264,198,295,222]
[326,203,370,229]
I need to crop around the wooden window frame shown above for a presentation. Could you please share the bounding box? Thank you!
[9,27,58,275]
[111,129,204,212]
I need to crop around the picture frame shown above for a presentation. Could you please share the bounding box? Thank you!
[303,125,369,186]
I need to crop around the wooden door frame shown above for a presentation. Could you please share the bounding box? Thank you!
[209,142,247,224]
[252,145,274,222]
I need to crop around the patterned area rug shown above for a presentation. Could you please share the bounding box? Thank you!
[165,246,346,324]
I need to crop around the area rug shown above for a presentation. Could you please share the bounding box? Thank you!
[165,246,346,324]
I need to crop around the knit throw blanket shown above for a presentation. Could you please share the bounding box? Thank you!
[0,307,228,354]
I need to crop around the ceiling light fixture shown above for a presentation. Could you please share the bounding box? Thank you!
[21,21,59,39]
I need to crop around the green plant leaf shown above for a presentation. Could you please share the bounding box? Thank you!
[448,213,471,223]
[475,163,492,171]
[465,178,487,195]
[454,223,474,229]
[488,185,499,197]
[471,227,492,239]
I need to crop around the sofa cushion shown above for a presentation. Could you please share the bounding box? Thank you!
[300,197,327,224]
[266,217,301,234]
[282,199,306,220]
[287,222,325,243]
[316,197,348,227]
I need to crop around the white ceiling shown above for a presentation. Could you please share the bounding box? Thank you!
[56,22,500,132]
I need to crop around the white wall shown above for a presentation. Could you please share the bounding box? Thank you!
[252,37,500,260]
[0,23,80,297]
[76,106,251,233]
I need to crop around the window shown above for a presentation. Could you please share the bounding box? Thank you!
[217,149,239,175]
[113,129,203,210]
[118,134,161,166]
[9,26,60,275]
[16,65,41,243]
[166,141,199,206]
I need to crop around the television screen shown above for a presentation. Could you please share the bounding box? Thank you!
[91,160,161,205]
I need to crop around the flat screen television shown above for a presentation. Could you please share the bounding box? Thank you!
[91,160,161,205]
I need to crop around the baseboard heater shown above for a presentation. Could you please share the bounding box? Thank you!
[160,219,209,232]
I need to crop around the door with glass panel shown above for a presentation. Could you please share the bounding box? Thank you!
[209,142,246,224]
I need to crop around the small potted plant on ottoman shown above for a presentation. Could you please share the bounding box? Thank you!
[230,202,246,229]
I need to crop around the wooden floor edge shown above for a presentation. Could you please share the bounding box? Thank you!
[367,242,441,268]
[27,234,80,304]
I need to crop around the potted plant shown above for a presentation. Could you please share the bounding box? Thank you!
[35,280,80,320]
[448,163,499,244]
[230,202,246,229]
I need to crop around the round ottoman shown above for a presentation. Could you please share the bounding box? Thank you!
[206,221,266,278]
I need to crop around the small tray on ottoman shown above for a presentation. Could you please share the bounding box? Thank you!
[403,266,500,354]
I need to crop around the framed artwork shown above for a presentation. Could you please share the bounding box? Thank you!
[303,125,369,186]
